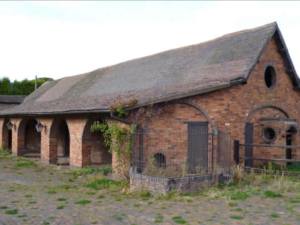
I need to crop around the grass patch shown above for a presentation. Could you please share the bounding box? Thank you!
[154,213,164,223]
[56,205,65,210]
[75,199,91,205]
[230,215,243,220]
[0,149,11,158]
[271,212,279,218]
[5,208,18,215]
[230,191,249,201]
[289,197,300,203]
[286,163,300,172]
[69,166,112,178]
[228,202,238,207]
[14,158,37,169]
[172,216,187,224]
[47,189,57,194]
[139,190,152,199]
[113,213,125,221]
[264,190,282,198]
[86,178,124,190]
[57,198,67,202]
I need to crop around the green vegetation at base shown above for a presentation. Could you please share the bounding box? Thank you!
[69,166,112,179]
[172,216,188,224]
[86,178,124,190]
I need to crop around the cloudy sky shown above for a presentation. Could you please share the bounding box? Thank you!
[0,1,299,81]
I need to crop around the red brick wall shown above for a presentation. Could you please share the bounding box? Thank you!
[38,118,54,163]
[1,36,300,170]
[66,118,88,167]
[132,37,300,169]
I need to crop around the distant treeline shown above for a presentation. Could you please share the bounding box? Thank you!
[0,77,53,95]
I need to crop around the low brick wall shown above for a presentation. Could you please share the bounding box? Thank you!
[130,169,231,194]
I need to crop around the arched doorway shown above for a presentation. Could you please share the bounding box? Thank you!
[49,119,70,165]
[82,119,111,166]
[245,105,293,167]
[18,119,41,157]
[2,118,12,151]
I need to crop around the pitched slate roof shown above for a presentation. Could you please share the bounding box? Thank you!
[1,22,298,116]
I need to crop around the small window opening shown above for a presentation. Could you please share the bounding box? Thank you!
[153,153,166,168]
[264,66,276,88]
[263,127,276,143]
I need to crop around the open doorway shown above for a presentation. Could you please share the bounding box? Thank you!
[49,119,70,165]
[286,126,297,165]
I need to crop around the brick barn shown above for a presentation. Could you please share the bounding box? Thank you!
[0,22,299,178]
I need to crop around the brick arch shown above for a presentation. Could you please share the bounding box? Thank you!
[49,119,70,165]
[18,118,41,156]
[2,118,12,151]
[176,100,216,131]
[82,119,111,166]
[246,104,289,122]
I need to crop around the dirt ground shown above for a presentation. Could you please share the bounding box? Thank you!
[0,152,299,225]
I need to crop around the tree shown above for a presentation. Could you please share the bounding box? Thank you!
[0,77,53,95]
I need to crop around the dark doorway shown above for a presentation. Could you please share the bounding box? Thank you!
[286,126,296,165]
[8,129,12,150]
[50,119,70,165]
[244,122,254,167]
[24,119,41,155]
[58,121,70,158]
[2,119,12,151]
[286,134,292,164]
[187,122,208,173]
[83,120,112,166]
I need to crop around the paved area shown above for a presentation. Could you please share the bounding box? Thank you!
[0,152,299,225]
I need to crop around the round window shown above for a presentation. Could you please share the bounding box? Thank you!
[264,66,276,88]
[263,127,276,143]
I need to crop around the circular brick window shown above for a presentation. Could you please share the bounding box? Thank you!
[263,127,276,143]
[264,66,276,88]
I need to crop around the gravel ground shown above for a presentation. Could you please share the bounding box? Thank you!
[0,153,299,225]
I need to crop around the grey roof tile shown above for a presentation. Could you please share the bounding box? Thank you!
[1,22,297,116]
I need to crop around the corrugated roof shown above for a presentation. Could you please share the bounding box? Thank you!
[1,22,298,116]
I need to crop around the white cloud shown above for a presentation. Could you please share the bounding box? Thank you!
[0,1,299,80]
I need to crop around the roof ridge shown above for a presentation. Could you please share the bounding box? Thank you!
[56,22,279,81]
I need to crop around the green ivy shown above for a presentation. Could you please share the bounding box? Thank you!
[90,121,136,157]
